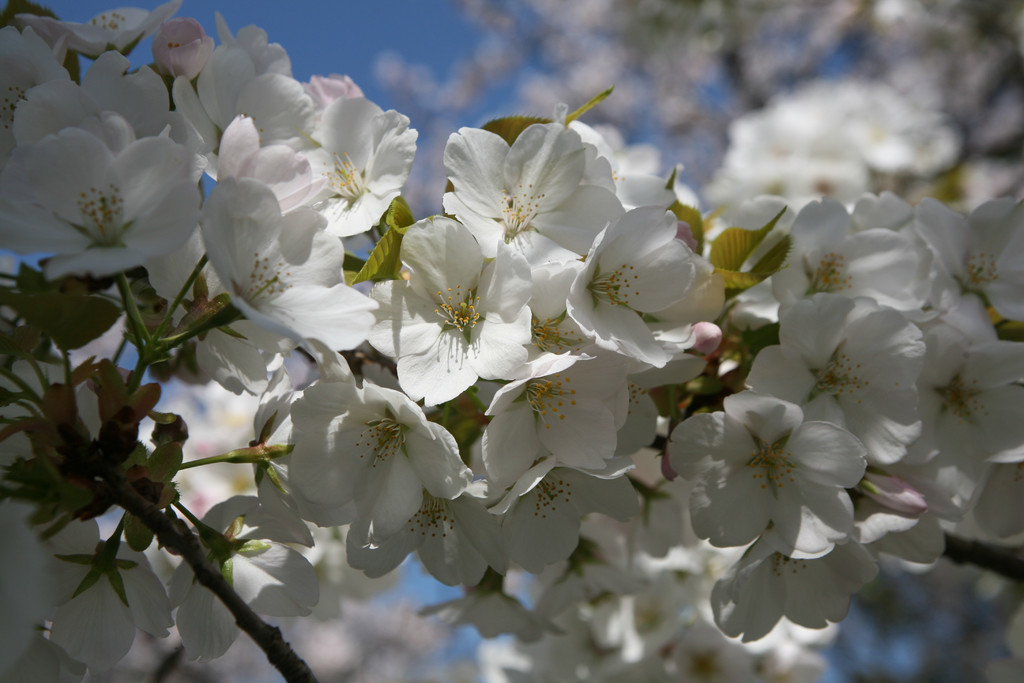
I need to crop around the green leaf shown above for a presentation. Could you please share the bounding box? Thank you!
[669,201,705,255]
[0,290,120,350]
[124,513,154,552]
[352,197,416,284]
[148,442,182,481]
[996,319,1024,342]
[481,115,551,146]
[708,207,787,271]
[565,86,613,124]
[0,329,36,361]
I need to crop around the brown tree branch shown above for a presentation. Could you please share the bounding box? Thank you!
[942,532,1024,581]
[92,459,319,683]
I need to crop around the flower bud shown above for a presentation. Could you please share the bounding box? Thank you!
[152,18,213,80]
[691,321,722,355]
[305,74,364,109]
[859,471,928,516]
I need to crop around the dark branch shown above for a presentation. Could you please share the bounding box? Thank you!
[942,532,1024,581]
[92,459,319,683]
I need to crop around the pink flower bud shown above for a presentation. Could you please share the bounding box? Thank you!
[152,17,213,80]
[692,322,722,355]
[305,74,364,108]
[676,221,698,252]
[860,471,928,516]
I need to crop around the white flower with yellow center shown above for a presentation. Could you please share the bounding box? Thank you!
[746,293,925,465]
[442,122,624,264]
[289,378,472,542]
[670,391,867,557]
[201,176,378,352]
[368,217,533,405]
[308,96,417,237]
[481,352,628,487]
[567,206,697,367]
[915,197,1024,322]
[0,120,198,279]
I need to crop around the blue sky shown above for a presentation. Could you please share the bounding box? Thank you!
[44,0,480,109]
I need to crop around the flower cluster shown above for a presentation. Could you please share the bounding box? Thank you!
[1,3,1024,682]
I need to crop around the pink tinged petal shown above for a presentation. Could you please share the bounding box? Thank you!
[405,422,471,499]
[691,322,723,354]
[690,465,773,547]
[860,472,928,516]
[786,421,867,488]
[482,407,544,488]
[49,579,135,671]
[443,127,510,218]
[233,544,318,616]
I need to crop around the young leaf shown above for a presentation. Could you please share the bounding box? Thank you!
[670,201,705,254]
[482,115,551,146]
[0,290,120,350]
[352,197,416,284]
[708,207,787,271]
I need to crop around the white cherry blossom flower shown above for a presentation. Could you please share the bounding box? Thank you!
[0,121,198,279]
[567,206,698,367]
[200,176,378,351]
[746,293,925,465]
[289,377,472,542]
[0,25,69,165]
[308,96,417,237]
[442,121,624,263]
[772,198,930,314]
[670,391,867,557]
[711,538,878,642]
[368,217,533,405]
[16,1,182,57]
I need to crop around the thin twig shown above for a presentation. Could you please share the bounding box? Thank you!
[942,532,1024,581]
[92,459,319,683]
